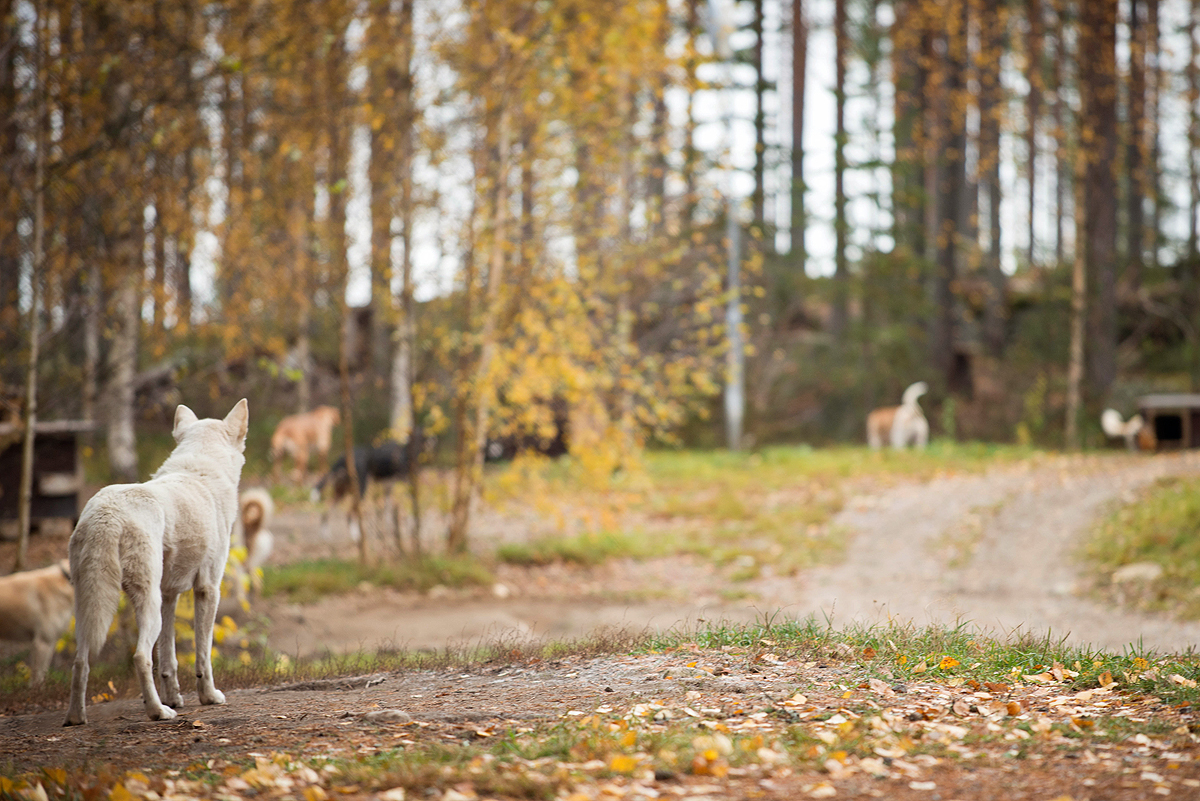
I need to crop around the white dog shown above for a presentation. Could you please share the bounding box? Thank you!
[867,381,930,449]
[232,487,274,605]
[64,399,248,726]
[1101,408,1145,451]
[0,559,74,684]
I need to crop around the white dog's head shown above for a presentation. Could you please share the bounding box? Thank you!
[173,400,249,450]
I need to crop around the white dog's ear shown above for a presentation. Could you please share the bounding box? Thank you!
[173,405,199,441]
[225,398,250,451]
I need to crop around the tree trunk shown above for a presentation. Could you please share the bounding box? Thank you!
[790,0,807,266]
[683,0,699,226]
[831,0,848,341]
[1051,0,1066,266]
[1080,0,1120,398]
[979,0,1006,356]
[751,0,766,228]
[1026,0,1041,267]
[107,267,140,484]
[1188,2,1199,259]
[0,0,20,354]
[1146,0,1161,269]
[447,106,511,555]
[932,0,969,392]
[15,0,45,572]
[1126,0,1146,294]
[891,0,927,262]
[1065,169,1087,449]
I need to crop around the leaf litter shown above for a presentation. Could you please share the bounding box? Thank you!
[2,645,1199,800]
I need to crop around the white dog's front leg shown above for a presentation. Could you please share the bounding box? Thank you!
[157,590,184,708]
[192,581,226,706]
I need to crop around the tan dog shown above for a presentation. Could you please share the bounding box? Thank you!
[867,381,930,449]
[232,487,274,605]
[0,559,74,685]
[270,405,340,483]
[65,400,248,726]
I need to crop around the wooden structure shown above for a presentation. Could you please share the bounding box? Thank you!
[0,420,93,526]
[1137,394,1200,451]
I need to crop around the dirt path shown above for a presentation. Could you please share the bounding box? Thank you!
[260,450,1200,658]
[790,450,1200,652]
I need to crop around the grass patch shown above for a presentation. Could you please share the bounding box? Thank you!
[487,442,1034,577]
[1082,475,1200,619]
[261,555,494,603]
[497,530,661,567]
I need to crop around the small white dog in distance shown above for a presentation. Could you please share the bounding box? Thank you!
[867,381,930,449]
[1101,408,1145,451]
[0,559,73,685]
[232,487,274,606]
[65,399,248,726]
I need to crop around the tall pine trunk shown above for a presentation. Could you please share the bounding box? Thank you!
[978,0,1006,356]
[831,0,848,341]
[1080,0,1119,398]
[790,0,806,267]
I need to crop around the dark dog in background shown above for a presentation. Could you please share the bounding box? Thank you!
[312,431,434,544]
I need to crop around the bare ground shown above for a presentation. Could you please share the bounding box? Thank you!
[4,449,1200,799]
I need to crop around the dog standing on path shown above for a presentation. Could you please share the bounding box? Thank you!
[867,381,930,449]
[270,405,340,483]
[0,559,73,685]
[64,399,248,726]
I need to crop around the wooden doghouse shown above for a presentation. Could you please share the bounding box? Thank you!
[0,420,93,528]
[1137,394,1200,451]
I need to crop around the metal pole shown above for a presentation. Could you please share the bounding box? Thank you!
[707,0,744,450]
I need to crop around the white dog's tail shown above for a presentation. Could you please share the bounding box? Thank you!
[1100,408,1141,437]
[901,381,928,407]
[68,511,124,658]
[1101,408,1144,450]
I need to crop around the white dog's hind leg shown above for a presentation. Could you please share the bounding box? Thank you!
[913,417,929,448]
[64,640,91,725]
[191,579,226,706]
[156,589,185,708]
[126,580,177,721]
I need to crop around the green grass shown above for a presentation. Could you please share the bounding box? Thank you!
[1082,475,1200,618]
[261,555,495,603]
[492,442,1035,576]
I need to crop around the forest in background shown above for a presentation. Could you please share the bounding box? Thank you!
[2,0,1200,524]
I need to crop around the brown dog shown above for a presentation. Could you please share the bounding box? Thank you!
[270,405,340,483]
[0,559,74,684]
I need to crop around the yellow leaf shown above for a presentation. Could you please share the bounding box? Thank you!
[939,656,960,670]
[609,755,638,774]
[304,788,328,801]
[1098,671,1116,688]
[913,660,928,674]
[109,785,135,801]
[1133,657,1150,671]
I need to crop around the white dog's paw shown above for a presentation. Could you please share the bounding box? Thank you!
[199,688,226,706]
[149,704,179,721]
[164,690,185,709]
